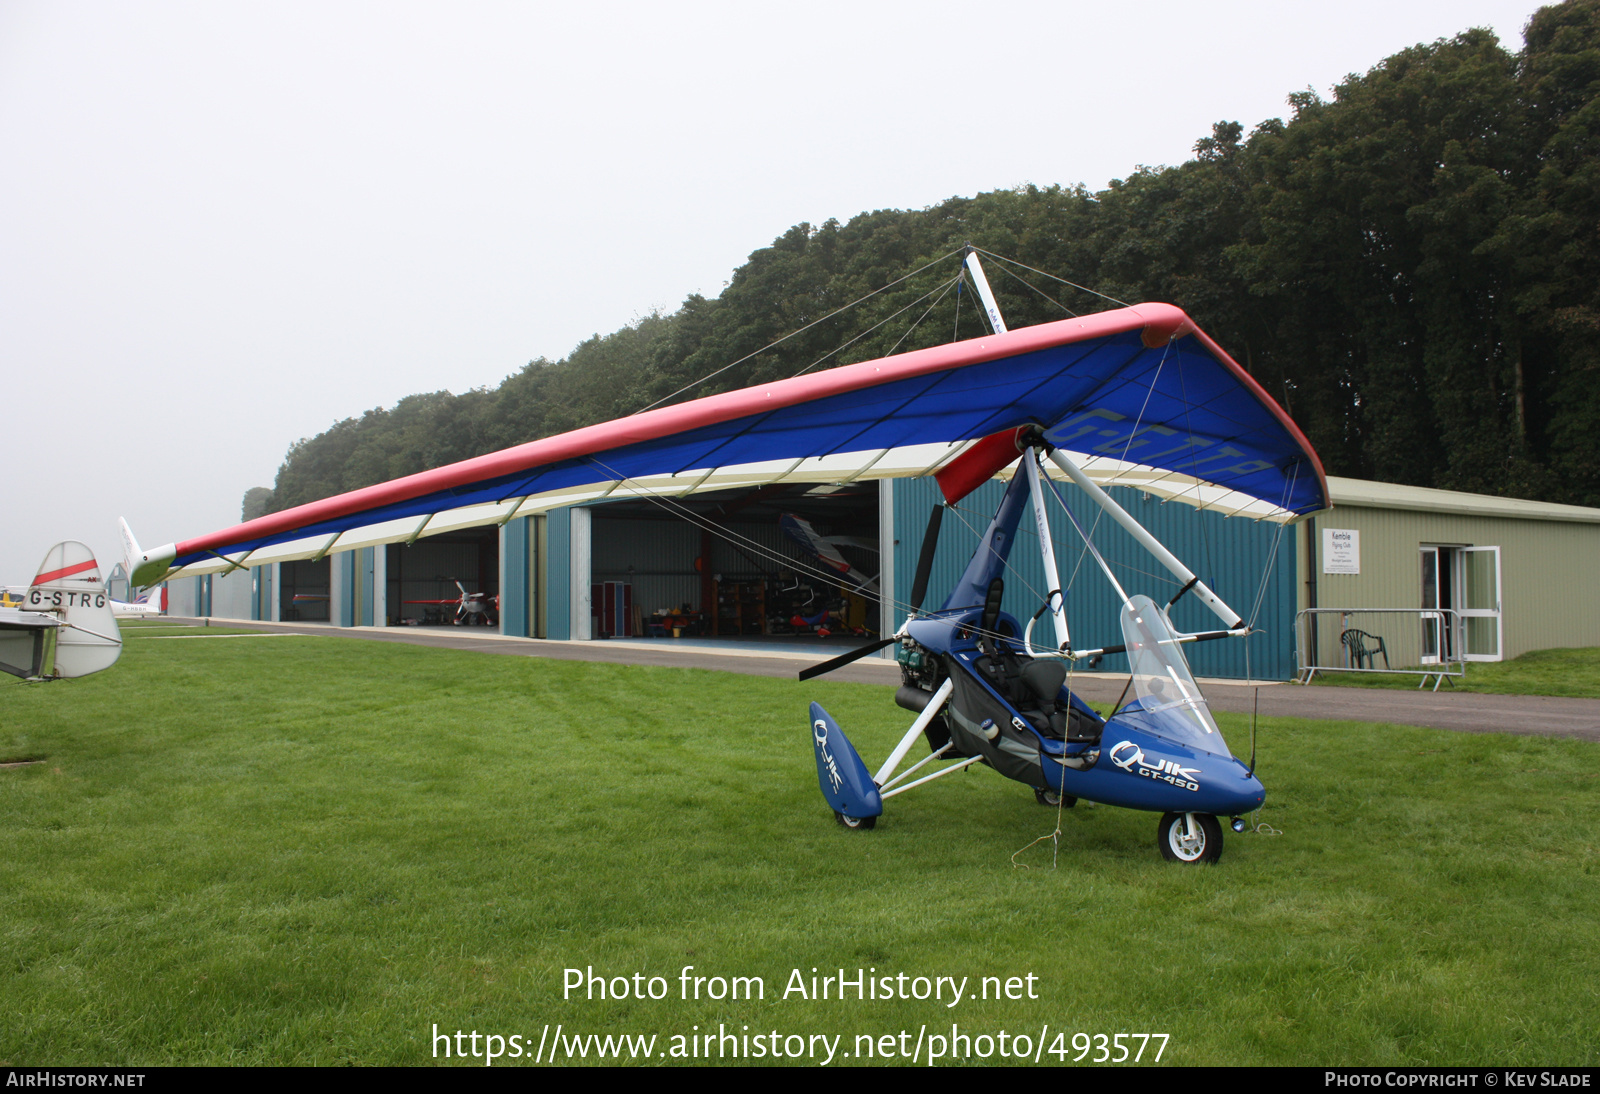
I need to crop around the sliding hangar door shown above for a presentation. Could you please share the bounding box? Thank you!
[501,482,885,646]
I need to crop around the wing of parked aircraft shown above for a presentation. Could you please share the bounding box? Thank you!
[130,302,1328,587]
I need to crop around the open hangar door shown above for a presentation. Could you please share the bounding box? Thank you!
[279,558,331,622]
[588,481,882,647]
[385,526,500,627]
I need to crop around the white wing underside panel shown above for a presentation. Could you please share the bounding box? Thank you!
[160,443,1299,580]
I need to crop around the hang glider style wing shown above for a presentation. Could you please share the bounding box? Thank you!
[130,303,1328,587]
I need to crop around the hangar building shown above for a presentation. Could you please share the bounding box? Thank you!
[164,474,1600,682]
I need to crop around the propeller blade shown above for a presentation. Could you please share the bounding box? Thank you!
[908,505,944,612]
[798,637,895,682]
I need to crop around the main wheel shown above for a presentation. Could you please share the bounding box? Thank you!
[1158,811,1223,864]
[1034,787,1077,808]
[834,811,876,830]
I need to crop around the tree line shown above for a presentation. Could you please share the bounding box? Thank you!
[260,0,1600,517]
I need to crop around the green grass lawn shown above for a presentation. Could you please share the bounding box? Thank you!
[2,634,1596,1066]
[1305,646,1600,698]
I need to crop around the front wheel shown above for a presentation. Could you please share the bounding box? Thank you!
[834,811,876,830]
[1034,787,1077,808]
[1158,812,1222,864]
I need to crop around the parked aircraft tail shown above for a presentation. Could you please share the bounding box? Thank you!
[25,542,122,678]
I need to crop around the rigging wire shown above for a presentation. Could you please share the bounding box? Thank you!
[940,494,1050,608]
[1237,464,1302,687]
[989,261,1080,319]
[945,465,1188,644]
[1040,472,1127,604]
[972,248,1132,309]
[1056,338,1178,602]
[952,274,964,343]
[1246,465,1300,635]
[632,247,965,415]
[1174,341,1219,615]
[788,274,963,379]
[883,277,962,359]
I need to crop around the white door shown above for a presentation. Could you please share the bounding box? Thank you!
[1461,546,1503,661]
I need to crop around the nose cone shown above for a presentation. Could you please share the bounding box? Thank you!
[1220,764,1265,816]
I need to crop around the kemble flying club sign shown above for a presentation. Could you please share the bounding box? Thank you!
[1323,528,1360,574]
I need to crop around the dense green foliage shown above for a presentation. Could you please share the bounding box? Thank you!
[240,486,271,523]
[267,1,1600,513]
[3,627,1597,1064]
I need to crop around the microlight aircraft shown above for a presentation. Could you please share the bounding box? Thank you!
[778,512,879,596]
[126,251,1327,862]
[404,580,498,626]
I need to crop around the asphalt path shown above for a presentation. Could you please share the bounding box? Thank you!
[160,617,1600,742]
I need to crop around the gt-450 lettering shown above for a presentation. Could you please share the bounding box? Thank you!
[1109,740,1201,792]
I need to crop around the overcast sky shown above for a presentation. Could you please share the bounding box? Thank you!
[0,0,1549,583]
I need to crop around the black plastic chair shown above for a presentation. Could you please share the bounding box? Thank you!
[1340,628,1390,670]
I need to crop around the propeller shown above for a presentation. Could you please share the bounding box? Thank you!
[797,505,943,682]
[907,504,943,612]
[796,637,895,682]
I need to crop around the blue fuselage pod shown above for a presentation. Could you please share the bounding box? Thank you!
[810,702,883,819]
[902,609,1264,817]
[1047,715,1264,816]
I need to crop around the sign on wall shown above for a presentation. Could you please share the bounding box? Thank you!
[1323,528,1360,574]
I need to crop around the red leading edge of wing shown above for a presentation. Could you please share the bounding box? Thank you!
[173,304,1329,560]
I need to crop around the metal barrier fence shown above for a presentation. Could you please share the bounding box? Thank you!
[1295,608,1466,691]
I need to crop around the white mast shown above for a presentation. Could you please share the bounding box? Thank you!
[966,251,1070,651]
[963,250,1008,335]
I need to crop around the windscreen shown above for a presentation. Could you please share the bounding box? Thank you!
[1120,595,1230,756]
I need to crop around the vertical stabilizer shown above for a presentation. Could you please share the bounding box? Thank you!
[28,542,122,678]
[118,517,143,580]
[121,518,177,588]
